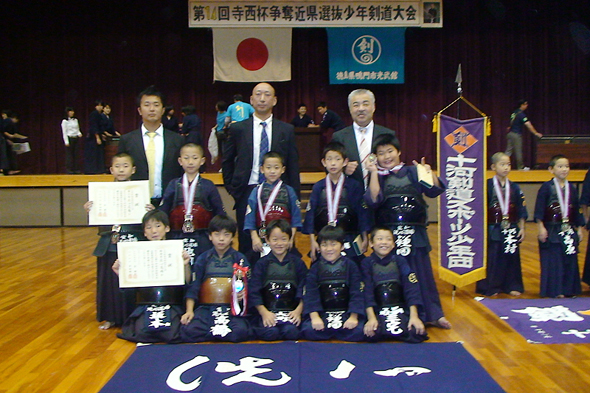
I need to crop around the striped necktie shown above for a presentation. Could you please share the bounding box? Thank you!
[146,131,156,196]
[258,121,269,183]
[359,127,370,188]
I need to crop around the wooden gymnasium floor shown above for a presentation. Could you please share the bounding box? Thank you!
[1,223,590,392]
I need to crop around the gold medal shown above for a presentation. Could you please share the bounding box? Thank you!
[562,218,571,232]
[258,222,267,239]
[111,224,121,244]
[501,215,510,229]
[328,220,337,227]
[182,214,195,233]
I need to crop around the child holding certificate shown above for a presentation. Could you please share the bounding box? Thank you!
[180,215,252,342]
[364,134,451,329]
[84,153,153,330]
[244,151,302,265]
[535,154,585,298]
[159,143,225,264]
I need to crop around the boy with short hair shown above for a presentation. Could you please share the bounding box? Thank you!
[84,153,152,330]
[180,215,251,342]
[116,209,190,343]
[301,225,365,342]
[362,226,427,343]
[535,154,585,298]
[302,141,370,264]
[160,143,225,264]
[244,151,302,263]
[476,152,527,296]
[248,219,308,341]
[365,133,451,329]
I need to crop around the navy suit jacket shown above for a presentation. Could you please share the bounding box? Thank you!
[222,117,300,202]
[331,124,396,185]
[117,128,184,193]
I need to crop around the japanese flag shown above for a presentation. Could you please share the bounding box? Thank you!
[213,28,292,82]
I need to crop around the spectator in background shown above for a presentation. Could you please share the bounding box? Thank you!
[291,103,315,127]
[162,105,180,134]
[225,94,254,128]
[180,105,202,145]
[62,106,82,174]
[84,99,105,174]
[316,101,345,148]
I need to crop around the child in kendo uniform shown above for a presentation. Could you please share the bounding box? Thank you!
[248,219,308,341]
[361,226,428,343]
[364,134,451,329]
[244,151,302,265]
[114,210,191,343]
[301,225,365,342]
[302,141,370,265]
[180,215,251,342]
[535,154,585,298]
[580,168,590,286]
[84,153,152,330]
[159,143,225,264]
[476,152,527,296]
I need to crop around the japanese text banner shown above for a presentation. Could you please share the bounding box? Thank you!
[437,114,487,287]
[327,28,406,85]
[188,1,443,28]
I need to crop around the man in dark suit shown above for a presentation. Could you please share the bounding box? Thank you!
[331,89,395,188]
[222,82,300,255]
[118,86,184,205]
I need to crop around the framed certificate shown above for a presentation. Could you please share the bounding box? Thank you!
[88,180,150,225]
[117,240,185,288]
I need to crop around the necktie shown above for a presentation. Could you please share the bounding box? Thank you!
[258,121,268,183]
[146,131,156,196]
[359,127,370,188]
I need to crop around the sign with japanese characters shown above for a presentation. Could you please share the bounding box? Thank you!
[437,115,487,287]
[188,1,443,28]
[88,180,151,225]
[480,297,590,344]
[101,342,503,392]
[327,28,405,84]
[117,240,185,288]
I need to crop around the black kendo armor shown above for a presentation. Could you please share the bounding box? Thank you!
[317,258,349,311]
[371,260,405,307]
[376,175,428,226]
[314,187,358,233]
[262,261,298,311]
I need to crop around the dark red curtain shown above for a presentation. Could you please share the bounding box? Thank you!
[1,0,589,174]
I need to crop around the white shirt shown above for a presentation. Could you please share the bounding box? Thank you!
[61,117,82,144]
[353,120,374,157]
[141,124,164,198]
[248,115,273,185]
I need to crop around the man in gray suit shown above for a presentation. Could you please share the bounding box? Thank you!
[331,89,395,188]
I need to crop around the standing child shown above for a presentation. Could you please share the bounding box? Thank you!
[362,226,427,343]
[365,133,451,329]
[535,154,585,298]
[61,106,82,174]
[476,152,527,296]
[248,219,308,341]
[301,225,365,342]
[244,151,302,264]
[159,143,225,265]
[84,153,152,330]
[180,215,251,342]
[115,210,191,343]
[302,141,370,264]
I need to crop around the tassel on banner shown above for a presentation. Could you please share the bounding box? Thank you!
[432,113,440,133]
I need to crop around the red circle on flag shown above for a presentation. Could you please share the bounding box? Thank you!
[236,38,269,71]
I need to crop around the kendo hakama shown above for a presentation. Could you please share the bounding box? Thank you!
[244,180,303,265]
[580,169,590,286]
[118,286,185,343]
[365,165,446,323]
[302,177,371,265]
[476,179,527,296]
[160,176,225,264]
[301,256,365,341]
[248,253,308,341]
[180,248,251,342]
[93,224,143,326]
[361,253,427,343]
[535,181,585,298]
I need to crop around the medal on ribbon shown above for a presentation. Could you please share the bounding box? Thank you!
[326,174,345,228]
[553,178,571,231]
[493,176,511,230]
[111,224,121,244]
[182,174,199,233]
[257,180,283,240]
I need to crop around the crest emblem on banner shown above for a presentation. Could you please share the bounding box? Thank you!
[352,35,382,65]
[443,126,478,154]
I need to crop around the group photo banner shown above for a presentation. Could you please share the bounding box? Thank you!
[189,1,443,28]
[327,28,405,84]
[437,114,487,288]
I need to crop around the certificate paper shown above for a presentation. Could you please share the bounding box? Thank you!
[88,180,150,225]
[118,240,185,288]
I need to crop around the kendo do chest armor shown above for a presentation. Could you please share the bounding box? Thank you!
[371,259,404,307]
[377,174,428,226]
[169,180,214,231]
[543,183,573,223]
[314,187,357,233]
[262,261,298,311]
[317,259,349,311]
[488,186,519,224]
[136,286,184,305]
[199,256,235,305]
[256,185,292,228]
